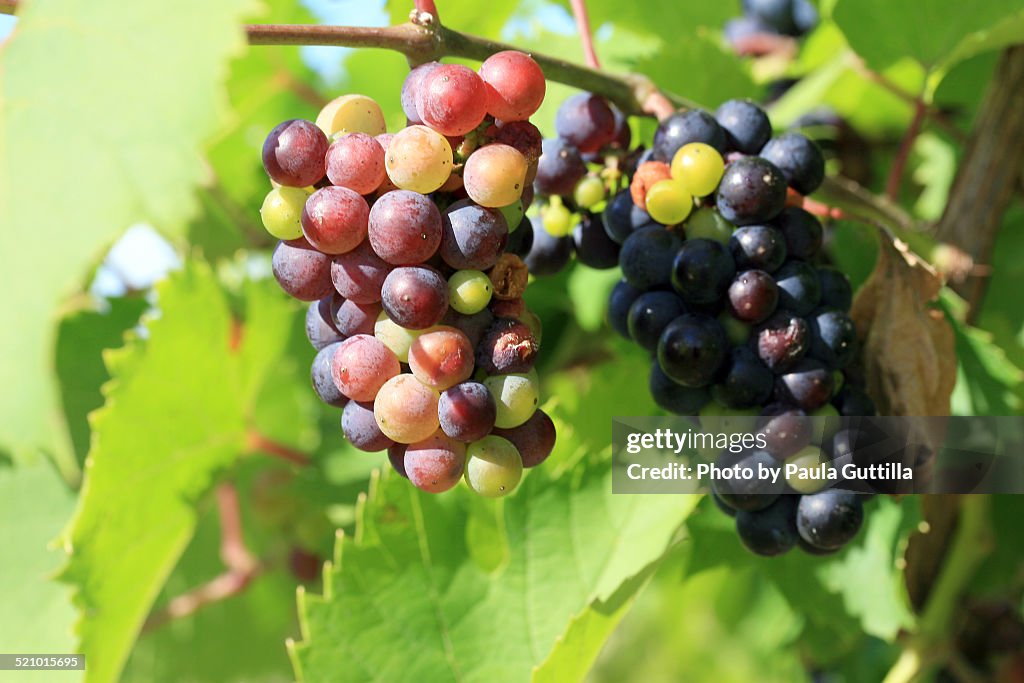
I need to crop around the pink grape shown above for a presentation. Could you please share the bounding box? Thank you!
[408,326,475,390]
[325,133,387,195]
[479,51,546,122]
[331,297,382,337]
[331,334,400,402]
[400,61,441,124]
[330,240,393,304]
[368,190,443,265]
[404,430,467,493]
[301,186,370,254]
[272,238,334,301]
[416,64,489,136]
[374,374,441,444]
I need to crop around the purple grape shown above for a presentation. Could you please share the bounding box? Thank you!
[262,119,328,187]
[760,132,825,195]
[754,311,809,372]
[342,400,395,452]
[573,211,620,269]
[627,291,687,351]
[729,224,788,273]
[330,297,382,337]
[306,296,344,350]
[603,188,659,244]
[330,240,392,304]
[554,93,616,153]
[716,157,788,226]
[649,363,711,415]
[808,308,858,369]
[775,358,834,411]
[620,226,683,290]
[438,381,497,443]
[492,409,556,467]
[534,138,587,196]
[505,216,535,258]
[311,341,347,408]
[440,200,509,270]
[711,346,774,409]
[728,269,779,323]
[368,190,443,265]
[652,109,727,160]
[774,261,822,316]
[715,99,771,155]
[609,279,643,339]
[773,207,823,260]
[441,308,495,349]
[817,267,853,310]
[670,238,737,306]
[657,314,729,388]
[523,217,574,276]
[381,266,450,330]
[273,238,334,302]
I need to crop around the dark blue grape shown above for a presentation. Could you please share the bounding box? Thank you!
[728,269,779,323]
[711,346,774,409]
[729,224,788,273]
[602,189,659,244]
[534,138,587,196]
[713,448,783,511]
[342,400,395,452]
[619,225,683,290]
[649,363,711,415]
[833,385,876,417]
[775,358,834,411]
[796,490,864,550]
[306,296,343,350]
[609,280,643,339]
[712,490,739,517]
[505,216,535,258]
[652,109,727,161]
[774,261,822,315]
[670,238,737,306]
[817,266,853,310]
[736,494,799,556]
[523,216,574,276]
[760,132,826,195]
[715,99,772,155]
[657,314,728,387]
[757,404,812,460]
[716,157,788,226]
[311,341,347,408]
[573,211,620,269]
[809,308,858,369]
[743,0,797,35]
[554,92,616,153]
[774,207,823,260]
[628,291,687,351]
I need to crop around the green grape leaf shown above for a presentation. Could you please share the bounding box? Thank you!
[289,460,695,683]
[58,263,301,683]
[0,462,78,682]
[567,265,622,332]
[0,0,254,463]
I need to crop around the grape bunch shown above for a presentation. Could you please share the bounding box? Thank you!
[724,0,819,50]
[259,51,557,498]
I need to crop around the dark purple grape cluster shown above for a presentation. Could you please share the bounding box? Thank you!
[725,0,819,51]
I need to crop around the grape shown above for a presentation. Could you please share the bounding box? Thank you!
[729,224,787,273]
[273,238,335,301]
[792,0,819,34]
[540,199,573,238]
[306,297,343,350]
[603,188,659,244]
[374,312,425,362]
[311,342,348,408]
[417,64,489,136]
[388,443,409,478]
[492,121,544,169]
[374,374,441,444]
[645,179,694,225]
[331,334,401,402]
[760,132,825,194]
[260,186,308,240]
[629,161,673,209]
[728,269,779,323]
[573,176,606,209]
[381,266,450,330]
[534,138,586,196]
[404,430,467,493]
[716,157,788,226]
[757,404,812,460]
[572,211,620,269]
[385,125,453,194]
[670,142,726,197]
[609,279,643,339]
[301,186,370,254]
[709,448,781,513]
[477,318,539,375]
[492,298,525,319]
[316,94,387,137]
[341,400,395,452]
[833,385,876,417]
[367,190,443,265]
[484,371,540,428]
[330,240,392,304]
[479,50,546,122]
[671,238,737,306]
[491,409,556,468]
[408,327,475,390]
[488,255,527,304]
[775,358,834,411]
[712,490,739,517]
[619,226,683,290]
[784,446,830,494]
[400,62,441,124]
[555,92,616,153]
[262,119,329,187]
[464,435,523,497]
[440,200,509,270]
[441,308,494,349]
[330,298,381,338]
[325,133,387,195]
[723,15,774,46]
[774,207,823,260]
[796,490,864,550]
[448,269,493,314]
[715,99,771,155]
[523,217,574,276]
[817,266,853,310]
[649,363,711,415]
[774,261,822,315]
[754,311,809,372]
[627,291,687,351]
[657,314,729,387]
[711,346,774,408]
[438,381,497,442]
[463,144,529,207]
[808,309,858,369]
[735,495,799,556]
[652,109,727,161]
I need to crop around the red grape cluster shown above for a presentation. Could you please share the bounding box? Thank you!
[260,52,556,498]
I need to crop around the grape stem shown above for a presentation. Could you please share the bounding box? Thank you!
[245,430,311,466]
[569,0,601,70]
[885,97,928,201]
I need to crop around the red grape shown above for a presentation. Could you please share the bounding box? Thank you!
[368,190,443,265]
[262,119,328,187]
[330,240,392,304]
[272,238,334,301]
[331,334,400,402]
[381,266,450,330]
[408,327,475,390]
[404,430,467,493]
[440,199,509,270]
[492,409,556,467]
[438,381,496,442]
[325,133,386,195]
[479,51,546,122]
[330,297,382,337]
[374,374,441,443]
[301,186,370,254]
[341,400,395,452]
[417,64,489,136]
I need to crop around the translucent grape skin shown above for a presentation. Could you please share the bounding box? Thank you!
[374,374,441,444]
[330,240,393,304]
[301,186,370,254]
[555,92,616,153]
[492,409,556,468]
[385,125,453,194]
[573,211,621,269]
[408,327,475,391]
[649,363,711,415]
[627,291,687,352]
[324,133,386,195]
[368,190,443,265]
[374,312,425,363]
[315,94,387,137]
[534,138,587,196]
[330,297,381,337]
[464,435,524,498]
[381,266,450,330]
[438,381,497,443]
[262,119,328,187]
[479,50,546,122]
[306,297,343,350]
[484,371,540,429]
[760,132,826,195]
[273,238,335,302]
[448,270,492,314]
[416,64,489,137]
[716,157,788,226]
[260,186,307,240]
[715,99,771,155]
[440,200,509,270]
[331,334,401,402]
[401,61,441,124]
[463,144,528,208]
[311,342,348,408]
[657,314,729,388]
[523,217,573,276]
[341,400,395,452]
[404,430,467,493]
[729,224,788,273]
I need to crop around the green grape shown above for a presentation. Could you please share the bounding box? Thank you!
[260,186,308,240]
[718,311,750,345]
[499,200,525,232]
[464,435,524,498]
[685,207,733,245]
[810,403,841,443]
[374,311,426,363]
[448,270,493,314]
[316,94,387,137]
[784,445,830,494]
[541,197,573,237]
[670,142,725,197]
[645,179,693,225]
[484,370,539,428]
[832,370,845,395]
[573,175,606,209]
